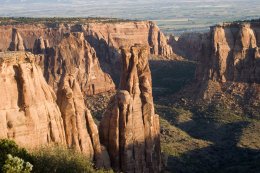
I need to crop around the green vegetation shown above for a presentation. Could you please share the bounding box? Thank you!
[2,154,33,173]
[0,139,32,172]
[31,146,112,173]
[0,139,112,173]
[0,17,138,26]
[150,59,260,172]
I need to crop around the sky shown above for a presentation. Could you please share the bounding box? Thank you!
[1,0,260,34]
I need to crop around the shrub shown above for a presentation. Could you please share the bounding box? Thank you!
[0,139,112,173]
[0,139,32,172]
[2,154,33,173]
[31,146,112,173]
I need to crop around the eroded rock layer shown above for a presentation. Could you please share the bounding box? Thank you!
[0,21,173,80]
[41,32,115,95]
[0,51,65,148]
[85,22,173,74]
[57,74,110,168]
[99,45,161,173]
[177,21,260,119]
[196,22,260,83]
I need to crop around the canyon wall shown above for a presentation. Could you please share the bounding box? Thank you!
[0,20,164,170]
[1,25,115,95]
[84,21,173,77]
[0,52,65,148]
[0,51,110,167]
[178,21,260,117]
[168,33,210,61]
[196,22,260,83]
[99,45,161,173]
[0,21,173,80]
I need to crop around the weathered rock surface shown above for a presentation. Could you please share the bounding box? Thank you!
[168,32,210,61]
[85,21,173,78]
[177,21,260,119]
[41,32,115,95]
[57,74,110,168]
[196,22,260,83]
[8,28,25,51]
[0,21,173,81]
[0,51,65,148]
[99,45,161,173]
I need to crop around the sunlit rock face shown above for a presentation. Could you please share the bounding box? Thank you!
[0,21,173,81]
[39,32,115,96]
[57,74,111,168]
[99,44,161,173]
[0,51,65,148]
[196,22,260,83]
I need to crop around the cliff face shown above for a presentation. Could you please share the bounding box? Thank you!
[168,33,210,61]
[0,21,173,80]
[196,22,260,83]
[0,51,110,166]
[57,74,110,168]
[99,45,161,173]
[179,22,260,117]
[0,52,65,148]
[39,32,115,95]
[85,21,172,75]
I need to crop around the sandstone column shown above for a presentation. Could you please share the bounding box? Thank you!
[99,44,161,173]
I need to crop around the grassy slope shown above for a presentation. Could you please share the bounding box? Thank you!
[150,60,260,173]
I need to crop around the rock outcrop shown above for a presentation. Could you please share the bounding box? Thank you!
[41,32,115,95]
[8,28,25,51]
[196,22,260,83]
[99,44,161,173]
[57,74,110,168]
[0,51,65,148]
[168,32,210,61]
[85,21,173,78]
[176,21,260,118]
[0,21,173,81]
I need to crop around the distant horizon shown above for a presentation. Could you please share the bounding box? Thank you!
[1,0,260,35]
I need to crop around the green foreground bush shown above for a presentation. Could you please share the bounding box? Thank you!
[0,139,112,173]
[2,154,33,173]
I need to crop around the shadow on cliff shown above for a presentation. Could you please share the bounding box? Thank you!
[85,35,121,85]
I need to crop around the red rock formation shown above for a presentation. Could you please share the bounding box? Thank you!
[196,22,260,83]
[41,32,115,95]
[99,44,161,173]
[0,21,172,80]
[168,32,210,61]
[9,28,25,51]
[57,74,110,168]
[0,51,65,148]
[85,21,173,77]
[176,21,260,117]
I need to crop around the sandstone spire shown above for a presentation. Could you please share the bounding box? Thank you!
[99,44,161,173]
[0,52,65,148]
[9,28,25,51]
[57,73,110,168]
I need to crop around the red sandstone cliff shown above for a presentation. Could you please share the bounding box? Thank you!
[0,52,65,148]
[0,21,173,79]
[179,21,260,117]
